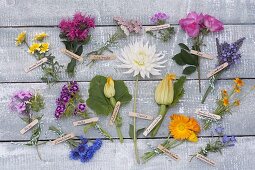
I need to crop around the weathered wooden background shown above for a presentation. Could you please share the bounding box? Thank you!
[0,0,255,169]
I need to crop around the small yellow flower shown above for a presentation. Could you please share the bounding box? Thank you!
[155,73,176,105]
[234,99,240,106]
[222,97,229,107]
[234,78,244,87]
[234,85,241,93]
[104,77,115,98]
[221,89,228,97]
[39,43,49,53]
[15,32,26,46]
[28,43,41,54]
[34,32,48,41]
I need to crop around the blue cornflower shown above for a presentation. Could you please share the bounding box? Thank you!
[77,144,88,155]
[79,136,88,144]
[230,136,237,142]
[92,139,102,151]
[69,150,80,160]
[80,146,95,163]
[215,127,224,134]
[222,135,230,144]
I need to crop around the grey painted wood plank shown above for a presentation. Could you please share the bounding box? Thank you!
[0,25,254,82]
[1,0,255,26]
[1,80,254,141]
[0,137,254,170]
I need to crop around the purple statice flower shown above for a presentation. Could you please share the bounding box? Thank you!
[55,104,65,118]
[70,81,79,93]
[113,17,142,34]
[59,12,95,42]
[78,103,86,112]
[60,94,70,103]
[150,12,169,25]
[215,126,224,134]
[216,37,245,66]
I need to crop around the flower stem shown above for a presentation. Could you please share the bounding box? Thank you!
[35,145,43,161]
[133,76,140,164]
[150,104,167,137]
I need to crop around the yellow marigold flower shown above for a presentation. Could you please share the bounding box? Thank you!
[34,32,48,41]
[222,97,229,106]
[104,77,115,98]
[28,43,41,54]
[155,73,176,105]
[39,43,49,54]
[221,89,228,97]
[15,31,26,46]
[234,99,240,106]
[234,85,241,93]
[169,114,200,142]
[234,78,244,87]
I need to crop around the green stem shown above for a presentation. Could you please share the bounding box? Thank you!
[150,104,167,137]
[133,76,140,164]
[35,145,43,161]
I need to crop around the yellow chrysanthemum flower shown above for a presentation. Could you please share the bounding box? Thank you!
[15,32,26,46]
[28,43,41,54]
[169,114,200,142]
[222,97,229,106]
[34,32,48,41]
[234,78,244,87]
[39,43,49,54]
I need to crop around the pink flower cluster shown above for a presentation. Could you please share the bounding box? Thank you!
[9,91,33,114]
[59,12,95,41]
[179,12,224,37]
[113,16,142,34]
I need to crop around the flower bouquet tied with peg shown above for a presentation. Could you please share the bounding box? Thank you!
[55,81,113,141]
[201,37,246,103]
[9,90,45,160]
[49,126,102,163]
[145,74,186,137]
[15,32,63,84]
[86,16,142,66]
[190,126,237,166]
[142,114,201,163]
[146,12,175,42]
[199,78,255,130]
[173,12,224,92]
[86,75,132,143]
[59,12,95,76]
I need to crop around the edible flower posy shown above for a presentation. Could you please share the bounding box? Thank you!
[15,32,62,84]
[173,12,224,92]
[9,90,45,160]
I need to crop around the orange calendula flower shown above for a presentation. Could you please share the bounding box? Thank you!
[169,114,200,142]
[234,85,241,93]
[222,97,229,106]
[234,78,244,87]
[221,89,228,97]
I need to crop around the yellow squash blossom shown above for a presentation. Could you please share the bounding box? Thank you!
[15,32,26,46]
[155,73,176,105]
[169,114,200,142]
[34,32,48,41]
[104,77,115,98]
[40,43,49,53]
[234,78,244,87]
[28,43,41,54]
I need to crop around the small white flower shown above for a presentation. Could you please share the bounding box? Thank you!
[117,40,166,78]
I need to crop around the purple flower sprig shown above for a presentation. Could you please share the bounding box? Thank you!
[190,126,237,162]
[201,37,245,103]
[86,16,142,66]
[146,12,175,42]
[55,82,113,141]
[59,12,95,76]
[49,126,102,163]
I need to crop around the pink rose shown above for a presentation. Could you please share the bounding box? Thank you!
[203,14,224,32]
[179,12,203,37]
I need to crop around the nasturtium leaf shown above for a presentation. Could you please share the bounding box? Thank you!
[172,53,185,66]
[171,76,186,106]
[183,66,197,75]
[178,43,190,51]
[86,75,132,116]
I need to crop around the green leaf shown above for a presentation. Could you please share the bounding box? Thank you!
[86,75,132,116]
[178,43,189,51]
[129,124,145,139]
[86,75,112,115]
[180,49,197,66]
[183,66,197,75]
[66,59,77,76]
[62,41,71,50]
[83,123,96,133]
[171,76,186,106]
[172,53,185,66]
[75,45,83,56]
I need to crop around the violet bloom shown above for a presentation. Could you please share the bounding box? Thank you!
[203,14,224,32]
[15,91,32,100]
[15,102,27,113]
[70,81,79,93]
[179,12,204,37]
[60,94,70,103]
[78,103,86,112]
[150,12,169,25]
[215,126,224,134]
